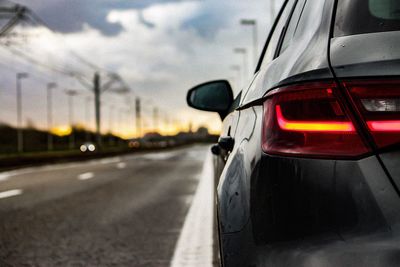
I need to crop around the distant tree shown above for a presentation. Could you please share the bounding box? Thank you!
[196,126,209,137]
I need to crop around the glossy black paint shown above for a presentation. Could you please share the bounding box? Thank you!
[187,0,400,266]
[187,80,234,120]
[243,0,333,106]
[330,31,400,78]
[330,30,400,220]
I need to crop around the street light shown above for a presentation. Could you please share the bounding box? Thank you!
[65,89,78,150]
[234,47,249,84]
[230,65,242,89]
[85,96,92,142]
[108,104,114,146]
[16,72,28,153]
[135,97,142,138]
[47,82,57,151]
[240,19,258,67]
[153,107,159,132]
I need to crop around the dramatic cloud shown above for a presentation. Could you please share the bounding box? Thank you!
[0,0,283,136]
[10,0,199,36]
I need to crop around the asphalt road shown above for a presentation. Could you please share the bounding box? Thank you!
[0,145,214,267]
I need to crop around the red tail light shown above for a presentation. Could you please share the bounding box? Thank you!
[262,82,370,158]
[345,80,400,149]
[275,105,355,132]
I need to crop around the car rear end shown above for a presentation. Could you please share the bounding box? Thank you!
[230,1,400,266]
[332,0,400,192]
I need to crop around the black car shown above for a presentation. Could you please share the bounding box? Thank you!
[187,0,400,266]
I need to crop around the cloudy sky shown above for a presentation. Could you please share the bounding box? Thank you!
[0,0,281,137]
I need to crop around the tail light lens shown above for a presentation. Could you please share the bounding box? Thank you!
[262,82,370,158]
[345,80,400,149]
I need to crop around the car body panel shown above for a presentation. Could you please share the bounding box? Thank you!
[330,31,400,199]
[380,151,400,193]
[242,0,334,106]
[330,31,400,78]
[218,107,259,234]
[192,0,400,266]
[221,150,400,266]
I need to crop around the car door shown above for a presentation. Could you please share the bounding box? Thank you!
[214,92,242,181]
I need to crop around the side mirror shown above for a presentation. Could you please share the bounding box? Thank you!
[186,80,234,120]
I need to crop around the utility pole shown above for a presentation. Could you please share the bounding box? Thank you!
[135,97,141,138]
[85,96,91,142]
[47,82,57,151]
[153,107,158,132]
[240,19,258,68]
[16,72,28,153]
[65,89,77,150]
[94,72,101,146]
[108,104,114,146]
[230,65,242,89]
[234,48,249,84]
[131,99,135,137]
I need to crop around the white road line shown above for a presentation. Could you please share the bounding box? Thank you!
[100,157,121,165]
[117,162,127,169]
[0,189,23,199]
[0,148,189,182]
[0,173,10,182]
[78,172,95,180]
[141,151,178,161]
[170,152,214,267]
[0,156,122,182]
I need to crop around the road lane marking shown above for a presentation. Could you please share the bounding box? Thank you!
[0,173,10,182]
[117,162,127,169]
[0,146,205,183]
[0,156,122,182]
[170,152,214,267]
[78,172,95,180]
[100,157,121,165]
[141,151,177,161]
[0,189,23,199]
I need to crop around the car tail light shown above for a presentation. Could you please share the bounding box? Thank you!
[262,82,370,158]
[345,80,400,149]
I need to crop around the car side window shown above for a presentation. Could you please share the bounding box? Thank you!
[260,0,296,69]
[278,0,307,55]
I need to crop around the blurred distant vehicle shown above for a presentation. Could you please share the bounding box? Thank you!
[79,142,96,153]
[128,140,141,149]
[188,0,400,266]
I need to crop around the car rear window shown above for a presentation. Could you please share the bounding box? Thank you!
[335,0,400,37]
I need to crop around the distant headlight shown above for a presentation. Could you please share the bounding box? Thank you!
[80,145,88,152]
[88,144,96,152]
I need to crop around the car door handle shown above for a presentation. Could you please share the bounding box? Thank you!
[218,136,234,152]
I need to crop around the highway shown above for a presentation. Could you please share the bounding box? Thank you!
[0,145,216,267]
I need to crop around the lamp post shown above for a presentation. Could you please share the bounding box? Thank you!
[16,72,28,153]
[85,96,92,142]
[153,107,159,133]
[234,48,249,84]
[230,64,242,89]
[135,97,141,138]
[240,19,258,68]
[47,82,57,151]
[108,104,114,146]
[65,89,78,150]
[270,0,276,25]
